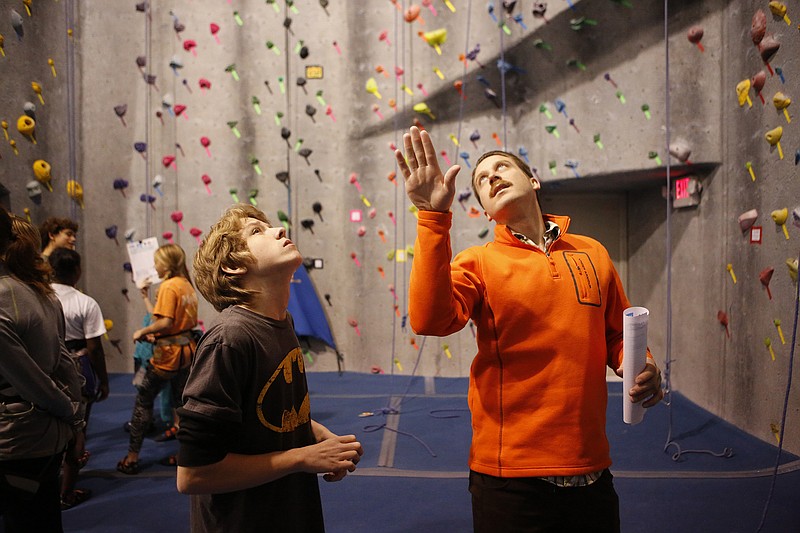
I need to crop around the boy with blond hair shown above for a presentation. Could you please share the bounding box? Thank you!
[177,204,362,533]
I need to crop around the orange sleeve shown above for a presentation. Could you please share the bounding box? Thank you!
[153,281,178,320]
[409,210,483,336]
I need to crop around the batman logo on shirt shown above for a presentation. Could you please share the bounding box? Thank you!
[256,347,311,432]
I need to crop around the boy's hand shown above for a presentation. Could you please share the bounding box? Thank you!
[312,423,337,443]
[73,429,86,459]
[98,381,110,402]
[304,434,363,482]
[395,126,460,212]
[322,470,348,482]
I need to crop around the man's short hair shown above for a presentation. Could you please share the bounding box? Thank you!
[193,204,270,312]
[470,150,535,209]
[48,247,81,283]
[39,217,79,251]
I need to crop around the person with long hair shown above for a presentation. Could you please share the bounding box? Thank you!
[0,207,85,532]
[118,243,199,474]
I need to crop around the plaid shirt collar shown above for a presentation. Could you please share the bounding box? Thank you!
[511,220,561,253]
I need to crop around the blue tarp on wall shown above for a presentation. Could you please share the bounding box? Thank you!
[288,265,336,350]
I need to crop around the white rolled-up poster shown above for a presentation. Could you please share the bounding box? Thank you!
[622,306,649,425]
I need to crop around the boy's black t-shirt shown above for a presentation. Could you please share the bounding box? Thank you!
[177,305,324,533]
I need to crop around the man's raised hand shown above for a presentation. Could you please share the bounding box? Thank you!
[395,126,460,212]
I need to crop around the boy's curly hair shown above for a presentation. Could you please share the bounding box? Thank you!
[39,217,79,251]
[193,204,269,312]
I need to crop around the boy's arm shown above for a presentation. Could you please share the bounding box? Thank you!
[85,336,109,401]
[176,434,362,494]
[81,297,110,400]
[310,419,364,482]
[176,336,364,494]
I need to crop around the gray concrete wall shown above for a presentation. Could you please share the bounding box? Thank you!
[1,0,798,454]
[672,1,800,454]
[625,0,800,454]
[0,1,77,222]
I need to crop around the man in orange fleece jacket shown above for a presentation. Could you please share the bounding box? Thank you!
[395,126,663,533]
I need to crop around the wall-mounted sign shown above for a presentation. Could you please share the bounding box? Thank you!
[750,226,762,244]
[305,65,323,79]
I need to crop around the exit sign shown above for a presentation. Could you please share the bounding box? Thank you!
[675,177,690,200]
[672,176,702,208]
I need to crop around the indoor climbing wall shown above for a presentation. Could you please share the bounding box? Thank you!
[0,0,797,453]
[660,2,800,451]
[343,0,723,383]
[0,3,76,231]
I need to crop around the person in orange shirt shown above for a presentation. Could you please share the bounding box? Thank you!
[395,126,663,533]
[118,244,199,474]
